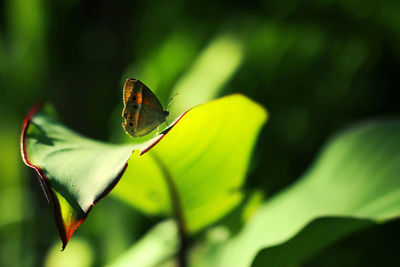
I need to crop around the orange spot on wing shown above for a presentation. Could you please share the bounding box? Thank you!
[137,92,143,104]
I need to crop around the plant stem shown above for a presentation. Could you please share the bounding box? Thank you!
[151,152,188,267]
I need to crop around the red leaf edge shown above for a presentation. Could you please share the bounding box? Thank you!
[20,103,129,250]
[20,103,189,249]
[140,110,189,155]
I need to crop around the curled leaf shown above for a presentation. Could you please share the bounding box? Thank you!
[21,94,267,249]
[20,103,182,249]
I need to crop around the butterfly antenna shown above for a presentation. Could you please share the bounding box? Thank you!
[165,93,178,126]
[166,93,179,110]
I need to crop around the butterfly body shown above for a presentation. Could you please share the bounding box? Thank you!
[122,78,168,137]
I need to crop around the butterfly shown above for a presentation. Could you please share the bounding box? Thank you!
[122,78,169,137]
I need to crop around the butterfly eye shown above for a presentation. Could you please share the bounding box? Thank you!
[129,123,133,126]
[132,96,137,101]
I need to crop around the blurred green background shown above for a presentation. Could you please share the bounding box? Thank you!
[1,0,399,266]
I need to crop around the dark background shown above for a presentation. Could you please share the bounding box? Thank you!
[0,0,399,266]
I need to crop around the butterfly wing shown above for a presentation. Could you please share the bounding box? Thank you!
[122,79,133,105]
[122,78,166,137]
[122,79,139,136]
[136,82,166,136]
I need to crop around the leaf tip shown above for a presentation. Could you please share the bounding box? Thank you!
[61,217,86,250]
[231,93,268,123]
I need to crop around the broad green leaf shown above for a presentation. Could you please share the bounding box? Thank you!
[44,238,94,267]
[105,220,178,267]
[112,94,267,233]
[105,190,266,267]
[21,94,266,249]
[20,104,176,249]
[110,33,245,142]
[202,120,400,267]
[251,217,372,266]
[169,34,244,116]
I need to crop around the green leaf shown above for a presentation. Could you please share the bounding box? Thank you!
[44,238,94,267]
[202,120,400,267]
[112,94,267,233]
[169,34,244,117]
[21,94,267,249]
[105,220,178,267]
[251,217,372,267]
[110,33,245,143]
[20,104,175,249]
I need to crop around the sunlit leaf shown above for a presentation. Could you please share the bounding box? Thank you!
[169,34,244,116]
[202,120,400,266]
[113,94,267,233]
[21,94,266,249]
[20,104,178,249]
[105,220,178,267]
[111,33,245,143]
[45,238,94,267]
